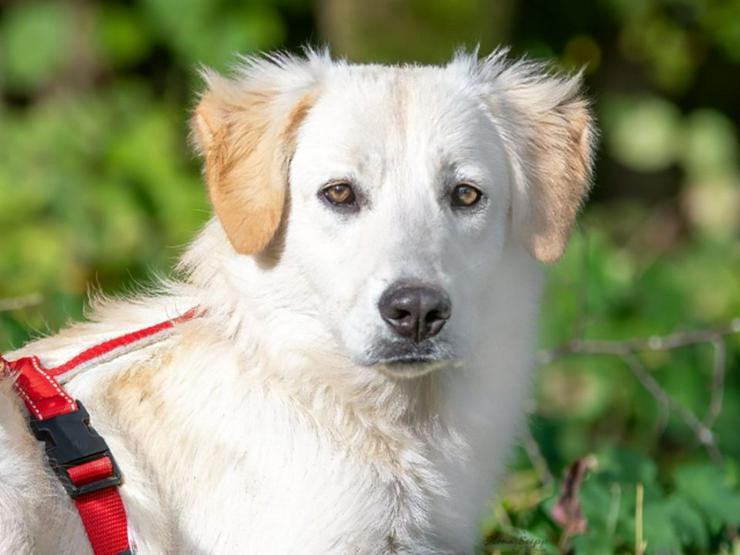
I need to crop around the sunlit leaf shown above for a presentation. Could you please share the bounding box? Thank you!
[601,95,682,172]
[0,2,72,92]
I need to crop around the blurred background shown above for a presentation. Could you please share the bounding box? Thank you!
[1,0,738,552]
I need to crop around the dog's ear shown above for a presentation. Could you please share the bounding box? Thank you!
[478,51,596,263]
[191,61,317,255]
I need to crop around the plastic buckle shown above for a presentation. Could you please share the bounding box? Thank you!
[29,401,123,498]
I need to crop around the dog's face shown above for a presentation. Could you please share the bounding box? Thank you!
[191,51,594,377]
[286,72,511,373]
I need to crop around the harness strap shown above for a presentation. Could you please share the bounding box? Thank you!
[74,485,131,555]
[48,309,198,378]
[1,309,198,555]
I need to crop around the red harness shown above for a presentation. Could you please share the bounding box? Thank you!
[1,310,197,555]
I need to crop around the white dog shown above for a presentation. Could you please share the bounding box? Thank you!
[0,49,594,554]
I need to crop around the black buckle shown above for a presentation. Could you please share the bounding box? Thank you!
[29,401,123,498]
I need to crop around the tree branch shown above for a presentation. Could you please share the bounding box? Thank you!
[536,318,739,464]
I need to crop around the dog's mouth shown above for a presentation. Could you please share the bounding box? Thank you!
[360,341,458,379]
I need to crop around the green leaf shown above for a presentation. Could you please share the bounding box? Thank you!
[95,5,152,67]
[0,2,72,92]
[601,94,682,173]
[597,448,658,485]
[641,497,682,553]
[665,495,709,550]
[674,463,740,533]
[681,109,739,180]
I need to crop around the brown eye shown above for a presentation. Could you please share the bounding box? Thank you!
[450,183,483,208]
[321,182,356,207]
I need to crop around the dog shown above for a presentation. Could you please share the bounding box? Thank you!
[0,48,594,554]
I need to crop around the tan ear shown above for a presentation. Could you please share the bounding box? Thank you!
[515,94,594,263]
[191,69,316,255]
[480,52,596,263]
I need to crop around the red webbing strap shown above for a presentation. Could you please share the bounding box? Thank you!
[75,488,131,555]
[48,308,198,376]
[71,458,131,555]
[9,356,78,419]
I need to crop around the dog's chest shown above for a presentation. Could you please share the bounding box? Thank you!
[172,427,437,553]
[109,367,451,553]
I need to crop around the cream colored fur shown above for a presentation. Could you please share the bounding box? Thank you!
[0,49,594,554]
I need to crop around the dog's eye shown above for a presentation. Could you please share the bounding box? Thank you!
[450,183,483,208]
[321,182,357,207]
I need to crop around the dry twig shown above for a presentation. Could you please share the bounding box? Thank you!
[552,456,598,552]
[0,294,43,313]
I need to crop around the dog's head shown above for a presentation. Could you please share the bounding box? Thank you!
[190,50,595,378]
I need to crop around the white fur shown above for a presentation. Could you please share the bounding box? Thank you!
[0,49,590,554]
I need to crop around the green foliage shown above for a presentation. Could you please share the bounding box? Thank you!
[140,0,285,68]
[1,1,739,553]
[499,216,740,552]
[484,451,740,554]
[1,2,73,92]
[602,95,682,173]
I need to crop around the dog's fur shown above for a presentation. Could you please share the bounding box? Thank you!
[0,49,594,554]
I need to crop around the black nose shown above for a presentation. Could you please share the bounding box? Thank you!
[378,282,451,343]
